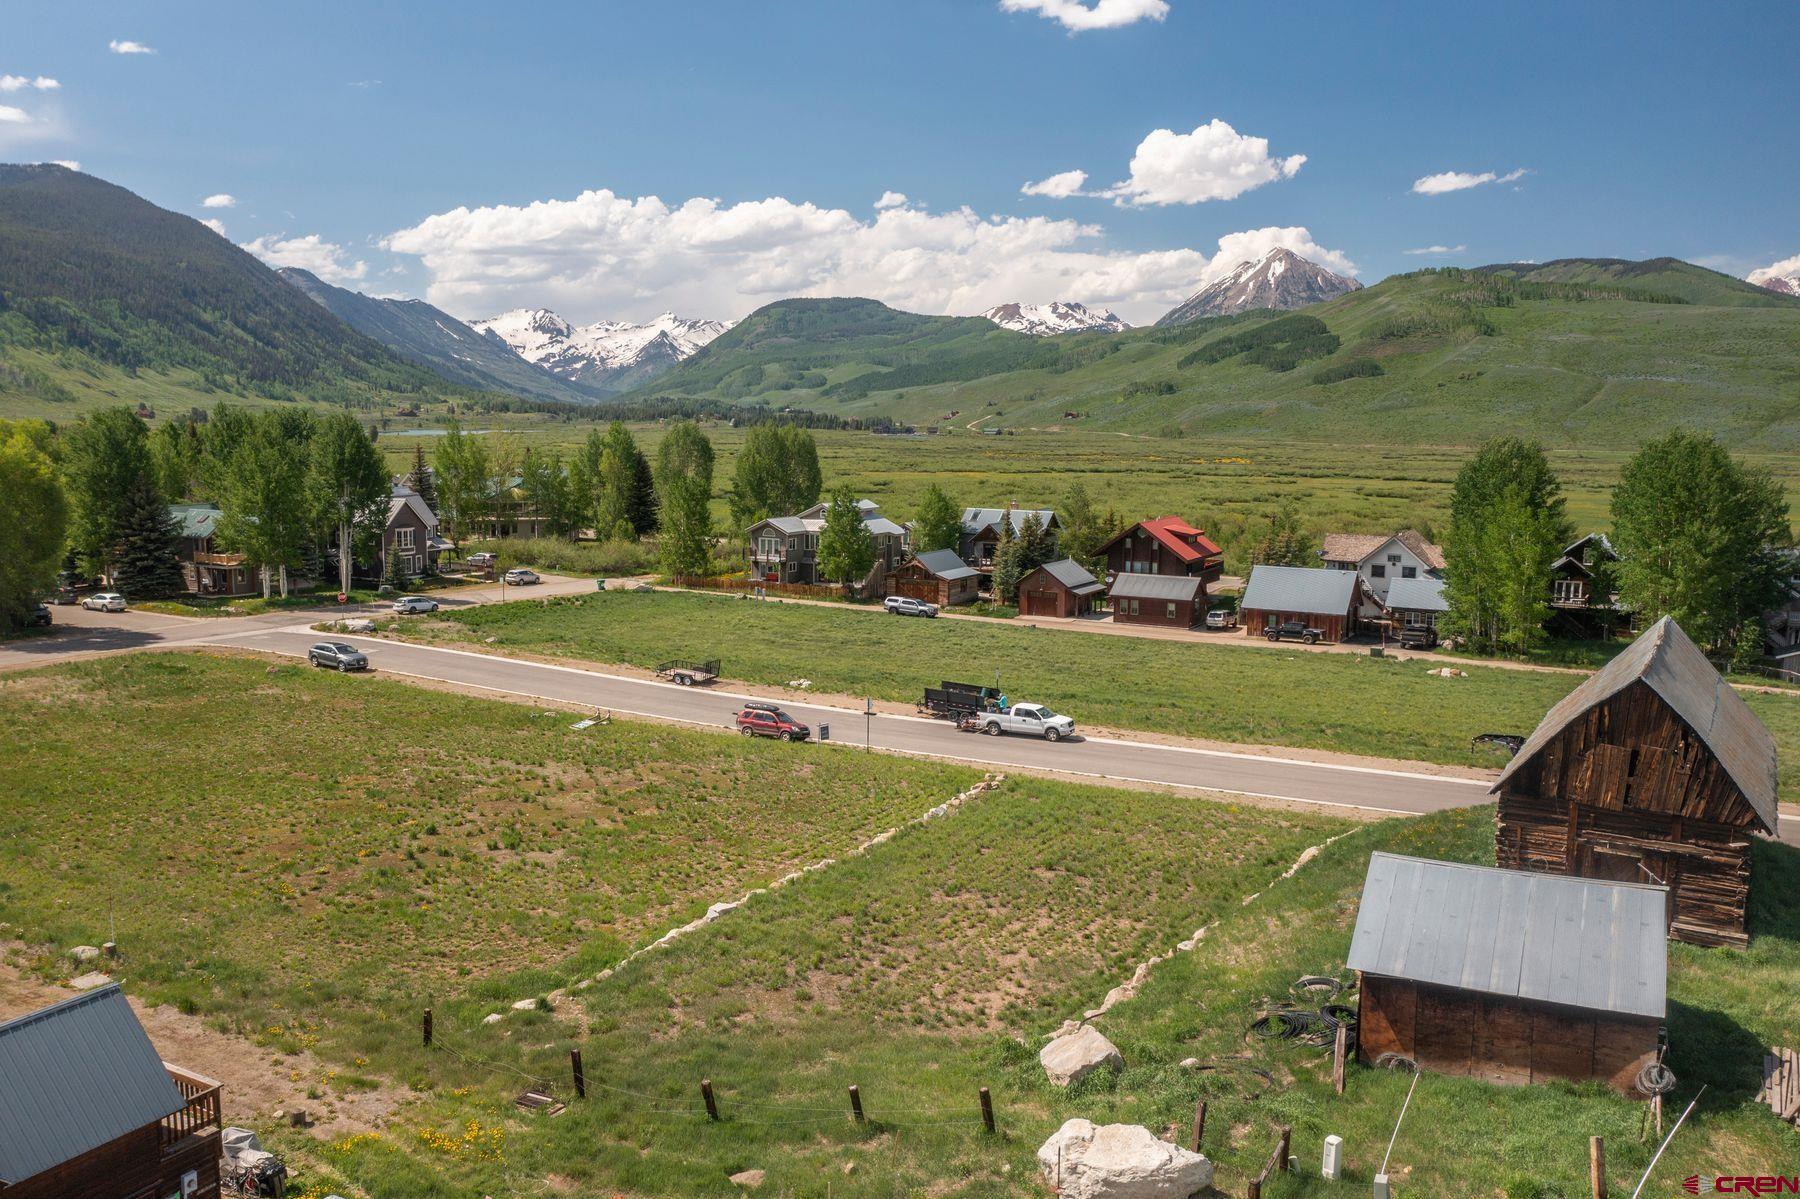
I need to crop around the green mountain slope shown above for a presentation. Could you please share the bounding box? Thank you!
[277,267,601,404]
[0,164,473,415]
[639,262,1800,449]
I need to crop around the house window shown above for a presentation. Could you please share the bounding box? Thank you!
[394,527,416,550]
[804,534,819,552]
[1166,602,1177,621]
[1553,579,1585,603]
[756,535,782,558]
[1386,554,1401,564]
[408,554,422,575]
[1126,598,1140,616]
[1369,564,1386,579]
[1401,566,1417,579]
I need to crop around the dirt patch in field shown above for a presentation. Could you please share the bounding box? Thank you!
[0,943,408,1138]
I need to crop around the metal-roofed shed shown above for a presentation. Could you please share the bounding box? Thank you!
[1238,565,1363,642]
[1108,571,1206,628]
[1017,557,1104,618]
[1350,853,1667,1093]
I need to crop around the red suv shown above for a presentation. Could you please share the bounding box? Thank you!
[735,703,810,742]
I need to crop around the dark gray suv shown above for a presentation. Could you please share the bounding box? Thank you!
[308,642,370,671]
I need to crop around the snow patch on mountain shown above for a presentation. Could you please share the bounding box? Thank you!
[1155,247,1360,325]
[470,309,732,386]
[980,300,1128,336]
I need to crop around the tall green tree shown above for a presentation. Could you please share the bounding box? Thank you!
[655,421,715,578]
[149,419,203,501]
[1441,438,1571,654]
[433,419,492,549]
[519,449,578,539]
[61,407,155,576]
[108,473,184,598]
[216,414,312,598]
[627,447,659,536]
[730,424,822,529]
[993,512,1056,603]
[0,420,68,633]
[1610,431,1789,652]
[1248,500,1316,567]
[817,483,875,592]
[911,485,962,554]
[592,423,644,541]
[407,442,439,513]
[309,412,390,594]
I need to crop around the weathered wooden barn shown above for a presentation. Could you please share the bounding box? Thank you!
[888,549,981,607]
[1349,853,1666,1093]
[1017,558,1105,618]
[1492,616,1779,947]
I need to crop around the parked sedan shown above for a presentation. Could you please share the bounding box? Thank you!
[81,592,126,612]
[503,568,540,586]
[884,595,939,618]
[25,602,52,628]
[391,595,440,614]
[308,642,370,672]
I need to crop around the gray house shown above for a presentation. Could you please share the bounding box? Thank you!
[746,498,909,585]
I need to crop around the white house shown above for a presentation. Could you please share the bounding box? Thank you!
[1320,530,1445,617]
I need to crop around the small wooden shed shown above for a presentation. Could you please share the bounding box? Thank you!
[888,549,981,607]
[1018,558,1105,618]
[1492,616,1779,947]
[1349,853,1666,1094]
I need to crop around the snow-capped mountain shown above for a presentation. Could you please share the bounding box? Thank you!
[469,309,733,390]
[980,301,1128,336]
[1751,270,1800,298]
[1155,248,1361,326]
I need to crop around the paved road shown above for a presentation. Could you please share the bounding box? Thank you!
[10,593,1796,839]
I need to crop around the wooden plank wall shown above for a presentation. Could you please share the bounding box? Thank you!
[1357,976,1658,1094]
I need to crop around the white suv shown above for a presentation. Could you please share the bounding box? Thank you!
[884,596,939,618]
[81,592,127,612]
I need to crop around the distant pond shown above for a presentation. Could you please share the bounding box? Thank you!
[384,428,496,437]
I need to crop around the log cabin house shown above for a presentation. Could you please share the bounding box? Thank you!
[1016,558,1105,618]
[0,984,223,1198]
[888,549,981,607]
[1349,853,1666,1094]
[1491,616,1779,947]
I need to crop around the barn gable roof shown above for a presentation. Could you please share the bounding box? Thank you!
[1239,564,1359,615]
[1031,558,1104,596]
[1491,616,1778,833]
[909,549,979,580]
[1348,853,1667,1019]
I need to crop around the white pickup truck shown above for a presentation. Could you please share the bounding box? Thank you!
[976,703,1076,741]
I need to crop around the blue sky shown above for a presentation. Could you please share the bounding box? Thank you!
[5,1,1796,324]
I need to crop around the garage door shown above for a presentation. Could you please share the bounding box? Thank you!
[1022,589,1058,616]
[896,577,937,602]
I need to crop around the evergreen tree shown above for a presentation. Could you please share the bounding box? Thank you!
[0,420,69,633]
[817,483,875,592]
[1610,431,1789,652]
[993,512,1056,603]
[408,442,438,513]
[108,473,184,598]
[1248,500,1316,567]
[628,447,659,536]
[1441,438,1570,654]
[911,485,962,554]
[381,543,409,592]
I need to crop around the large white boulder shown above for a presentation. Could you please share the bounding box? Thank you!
[1040,1025,1124,1086]
[1036,1119,1213,1199]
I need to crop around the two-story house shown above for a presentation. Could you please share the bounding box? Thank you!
[746,498,909,585]
[377,483,451,580]
[1097,516,1224,583]
[958,506,1059,572]
[170,502,256,597]
[1320,530,1444,618]
[1548,533,1620,635]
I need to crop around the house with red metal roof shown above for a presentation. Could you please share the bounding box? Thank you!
[1097,516,1224,585]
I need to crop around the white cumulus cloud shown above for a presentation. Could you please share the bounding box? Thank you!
[999,0,1169,32]
[874,191,908,210]
[0,105,30,125]
[240,233,368,285]
[382,186,1352,326]
[51,159,79,171]
[201,193,237,209]
[1198,227,1356,287]
[1021,169,1090,198]
[108,40,157,55]
[201,218,227,237]
[1747,253,1800,287]
[1105,120,1304,206]
[0,75,59,92]
[1404,243,1467,256]
[1411,168,1527,195]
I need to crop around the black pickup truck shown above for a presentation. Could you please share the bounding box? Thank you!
[921,679,1005,718]
[1264,620,1324,645]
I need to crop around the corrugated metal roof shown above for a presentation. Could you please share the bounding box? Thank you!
[0,984,187,1184]
[1384,575,1447,613]
[1347,853,1667,1019]
[961,507,1056,535]
[864,517,908,537]
[1107,572,1205,601]
[1491,616,1779,833]
[1239,565,1358,615]
[912,549,979,580]
[169,503,222,540]
[1035,558,1104,594]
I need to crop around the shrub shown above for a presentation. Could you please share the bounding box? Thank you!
[468,536,657,577]
[1311,359,1385,385]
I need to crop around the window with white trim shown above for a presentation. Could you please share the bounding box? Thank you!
[756,535,782,558]
[394,527,416,549]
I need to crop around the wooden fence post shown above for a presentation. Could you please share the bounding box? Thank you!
[1191,1099,1208,1153]
[1589,1135,1605,1199]
[1277,1125,1291,1172]
[701,1078,719,1121]
[979,1087,995,1134]
[422,1008,432,1048]
[848,1084,865,1123]
[1246,1180,1261,1199]
[570,1049,585,1100]
[1333,1024,1348,1094]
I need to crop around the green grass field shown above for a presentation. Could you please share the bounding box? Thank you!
[379,588,1800,799]
[4,653,1791,1197]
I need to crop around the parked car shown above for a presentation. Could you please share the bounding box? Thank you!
[26,602,52,628]
[735,702,810,742]
[503,568,540,586]
[1397,625,1439,649]
[308,642,370,672]
[392,595,440,614]
[81,592,126,612]
[467,552,497,567]
[884,596,939,618]
[48,586,78,605]
[1204,608,1237,630]
[975,702,1075,741]
[1264,619,1323,645]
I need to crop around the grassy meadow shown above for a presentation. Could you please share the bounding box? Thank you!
[378,588,1800,797]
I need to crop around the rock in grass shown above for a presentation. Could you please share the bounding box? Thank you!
[1039,1025,1124,1086]
[728,1168,765,1188]
[1035,1119,1212,1198]
[68,945,101,962]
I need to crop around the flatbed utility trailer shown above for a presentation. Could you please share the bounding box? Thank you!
[657,658,720,686]
[921,679,1005,718]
